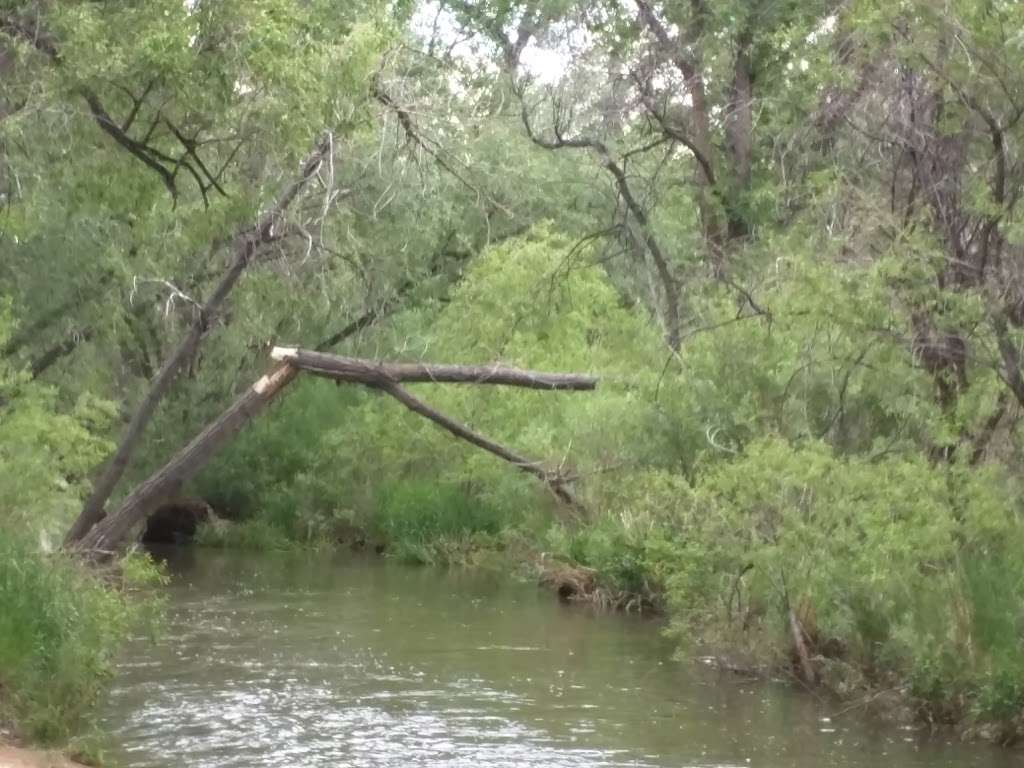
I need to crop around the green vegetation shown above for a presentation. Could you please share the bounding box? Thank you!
[0,535,161,748]
[4,0,1024,748]
[0,311,162,749]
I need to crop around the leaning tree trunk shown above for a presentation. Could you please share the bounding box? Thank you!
[65,137,333,546]
[76,363,300,553]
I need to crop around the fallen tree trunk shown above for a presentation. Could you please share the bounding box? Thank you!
[65,138,333,546]
[270,347,599,391]
[76,363,299,553]
[77,351,596,553]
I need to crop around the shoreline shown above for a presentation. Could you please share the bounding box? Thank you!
[0,741,84,768]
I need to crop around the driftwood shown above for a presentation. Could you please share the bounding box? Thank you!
[269,347,598,390]
[75,352,597,553]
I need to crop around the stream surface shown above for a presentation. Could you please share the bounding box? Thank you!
[101,548,1017,768]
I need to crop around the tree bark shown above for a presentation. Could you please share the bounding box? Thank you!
[65,138,332,545]
[789,607,817,684]
[270,347,599,390]
[75,363,299,553]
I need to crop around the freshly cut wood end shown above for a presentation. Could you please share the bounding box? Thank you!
[270,346,298,361]
[252,372,274,394]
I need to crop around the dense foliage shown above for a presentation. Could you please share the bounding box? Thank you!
[5,0,1024,745]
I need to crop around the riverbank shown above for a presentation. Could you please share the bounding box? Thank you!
[0,534,165,763]
[0,739,84,768]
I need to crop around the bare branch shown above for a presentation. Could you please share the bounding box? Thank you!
[270,348,599,391]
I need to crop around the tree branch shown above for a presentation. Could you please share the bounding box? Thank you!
[270,347,598,391]
[374,379,583,508]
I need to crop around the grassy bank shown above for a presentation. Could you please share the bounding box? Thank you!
[0,535,162,759]
[0,313,162,756]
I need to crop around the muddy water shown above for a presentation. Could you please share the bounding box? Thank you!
[101,549,1015,768]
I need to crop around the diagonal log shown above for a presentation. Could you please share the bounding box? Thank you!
[373,380,583,509]
[270,347,598,391]
[76,364,300,553]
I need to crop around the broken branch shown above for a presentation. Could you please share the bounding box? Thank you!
[270,347,599,391]
[374,379,583,509]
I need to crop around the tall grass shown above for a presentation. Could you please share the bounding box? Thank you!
[373,480,507,564]
[0,534,159,745]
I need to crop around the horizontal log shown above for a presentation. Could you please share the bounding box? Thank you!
[270,347,598,391]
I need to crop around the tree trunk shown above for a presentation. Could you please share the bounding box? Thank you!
[270,347,599,390]
[75,347,598,552]
[65,137,332,545]
[789,607,817,684]
[725,29,753,239]
[75,363,299,553]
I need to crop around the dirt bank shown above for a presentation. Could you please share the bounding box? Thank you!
[0,744,83,768]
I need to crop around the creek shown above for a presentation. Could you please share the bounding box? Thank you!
[100,548,1016,767]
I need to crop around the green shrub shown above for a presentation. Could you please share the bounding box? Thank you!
[652,437,1024,724]
[544,518,655,595]
[373,480,506,564]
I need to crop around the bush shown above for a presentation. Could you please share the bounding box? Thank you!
[373,480,507,564]
[653,437,1024,725]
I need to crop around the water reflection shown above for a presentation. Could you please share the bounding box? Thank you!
[101,549,1015,768]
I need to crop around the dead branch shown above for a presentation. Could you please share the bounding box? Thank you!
[374,379,583,508]
[270,347,599,391]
